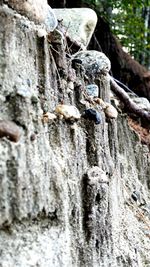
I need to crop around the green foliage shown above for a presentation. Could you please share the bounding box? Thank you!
[84,0,150,68]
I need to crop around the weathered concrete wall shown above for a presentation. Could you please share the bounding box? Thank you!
[0,4,150,267]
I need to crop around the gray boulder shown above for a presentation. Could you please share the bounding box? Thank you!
[73,50,111,78]
[54,8,97,49]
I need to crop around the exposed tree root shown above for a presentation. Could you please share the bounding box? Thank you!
[110,76,150,123]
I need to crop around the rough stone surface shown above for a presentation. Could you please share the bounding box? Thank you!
[73,50,111,101]
[54,8,97,49]
[0,5,150,267]
[73,50,111,75]
[3,0,57,31]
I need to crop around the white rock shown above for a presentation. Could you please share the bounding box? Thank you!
[54,8,97,49]
[68,81,74,90]
[55,104,81,120]
[7,0,57,31]
[87,166,109,185]
[61,79,67,89]
[37,28,47,38]
[42,112,57,123]
[73,50,111,77]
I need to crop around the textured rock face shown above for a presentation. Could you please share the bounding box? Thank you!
[74,50,111,75]
[54,8,97,49]
[3,0,57,31]
[0,5,150,267]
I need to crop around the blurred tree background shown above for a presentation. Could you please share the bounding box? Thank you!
[51,0,150,69]
[85,0,150,69]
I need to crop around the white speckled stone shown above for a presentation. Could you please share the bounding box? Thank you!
[73,50,111,80]
[87,166,109,184]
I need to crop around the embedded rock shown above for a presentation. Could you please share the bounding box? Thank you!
[104,103,118,119]
[54,8,97,49]
[37,28,48,38]
[0,120,21,142]
[86,166,109,184]
[86,84,99,98]
[42,112,57,123]
[82,108,101,124]
[73,50,111,77]
[55,104,81,120]
[95,98,118,119]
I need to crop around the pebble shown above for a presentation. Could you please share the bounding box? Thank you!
[55,104,81,120]
[0,120,21,142]
[31,95,38,104]
[82,108,101,124]
[15,76,32,98]
[42,112,57,123]
[86,84,99,98]
[104,103,118,119]
[131,192,138,202]
[30,133,36,142]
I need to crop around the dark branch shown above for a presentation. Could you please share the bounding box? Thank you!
[110,76,150,122]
